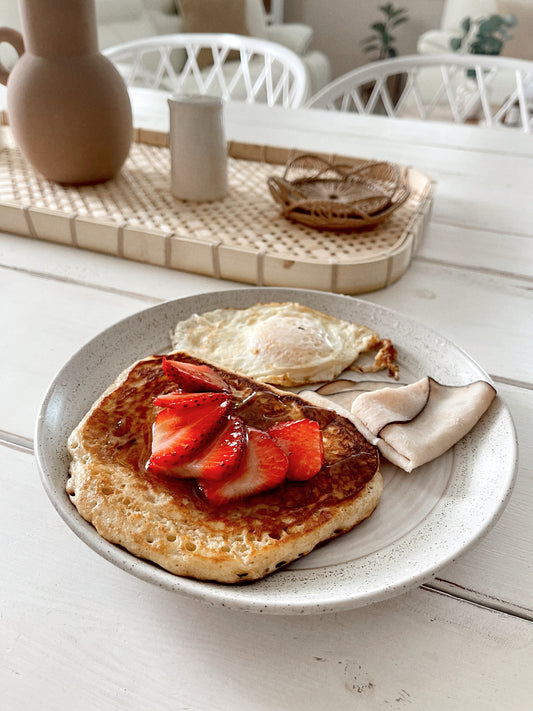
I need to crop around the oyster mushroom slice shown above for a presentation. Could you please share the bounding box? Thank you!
[318,389,362,412]
[299,389,358,425]
[316,379,406,395]
[314,378,407,414]
[350,377,497,472]
[349,377,431,434]
[315,378,364,395]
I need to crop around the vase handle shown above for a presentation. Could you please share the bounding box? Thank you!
[0,28,25,86]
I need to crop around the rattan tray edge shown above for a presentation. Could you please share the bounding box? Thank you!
[0,116,435,294]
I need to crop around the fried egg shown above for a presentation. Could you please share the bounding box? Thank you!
[170,302,381,386]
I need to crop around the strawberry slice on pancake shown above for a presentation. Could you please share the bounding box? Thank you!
[162,358,230,393]
[269,419,324,481]
[148,393,230,472]
[198,427,289,505]
[169,415,247,481]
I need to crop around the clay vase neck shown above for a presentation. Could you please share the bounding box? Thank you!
[19,0,99,57]
[3,0,133,185]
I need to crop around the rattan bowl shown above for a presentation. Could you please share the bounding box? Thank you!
[268,154,411,231]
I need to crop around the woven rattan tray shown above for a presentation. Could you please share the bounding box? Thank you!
[0,115,434,294]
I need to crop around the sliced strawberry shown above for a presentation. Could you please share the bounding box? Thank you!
[198,427,288,505]
[268,419,324,481]
[162,358,230,393]
[147,396,230,472]
[173,416,247,481]
[153,390,225,410]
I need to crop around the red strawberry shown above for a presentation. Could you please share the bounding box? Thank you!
[198,427,288,505]
[148,395,230,472]
[175,416,247,481]
[162,358,229,393]
[153,390,225,410]
[268,419,324,481]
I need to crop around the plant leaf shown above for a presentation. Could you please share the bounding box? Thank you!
[478,16,503,35]
[379,3,395,16]
[470,36,502,54]
[460,17,472,33]
[391,16,409,27]
[485,36,504,53]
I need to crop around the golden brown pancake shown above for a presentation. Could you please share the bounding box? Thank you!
[67,353,382,583]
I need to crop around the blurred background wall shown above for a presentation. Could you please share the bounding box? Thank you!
[284,0,446,79]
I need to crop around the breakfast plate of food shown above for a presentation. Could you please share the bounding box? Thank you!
[35,287,518,614]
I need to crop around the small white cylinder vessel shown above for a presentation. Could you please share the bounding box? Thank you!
[168,94,228,201]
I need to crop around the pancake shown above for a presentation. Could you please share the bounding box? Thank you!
[67,352,382,583]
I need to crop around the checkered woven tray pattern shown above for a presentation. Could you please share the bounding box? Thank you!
[0,119,434,293]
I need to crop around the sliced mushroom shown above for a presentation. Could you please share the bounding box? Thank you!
[352,377,431,434]
[350,377,497,472]
[312,378,408,415]
[319,389,363,412]
[316,379,405,395]
[315,378,362,395]
[299,389,359,429]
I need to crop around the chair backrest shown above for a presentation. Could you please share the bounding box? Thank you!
[307,54,533,132]
[103,32,309,108]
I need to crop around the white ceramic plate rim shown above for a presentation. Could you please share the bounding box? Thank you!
[35,287,518,615]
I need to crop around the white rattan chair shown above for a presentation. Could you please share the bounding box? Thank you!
[307,54,533,132]
[103,33,309,108]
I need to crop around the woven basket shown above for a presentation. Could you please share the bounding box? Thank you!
[268,154,411,231]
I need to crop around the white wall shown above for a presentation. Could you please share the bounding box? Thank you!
[284,0,446,79]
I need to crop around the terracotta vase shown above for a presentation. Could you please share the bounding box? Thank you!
[0,0,132,184]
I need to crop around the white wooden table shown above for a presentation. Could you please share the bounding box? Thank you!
[2,98,533,710]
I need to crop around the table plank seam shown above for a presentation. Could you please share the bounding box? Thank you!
[425,580,533,623]
[431,217,533,242]
[0,263,163,304]
[0,431,33,453]
[4,254,533,309]
[303,120,533,158]
[414,255,533,284]
[492,375,533,391]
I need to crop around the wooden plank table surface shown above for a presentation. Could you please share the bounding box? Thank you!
[1,96,532,710]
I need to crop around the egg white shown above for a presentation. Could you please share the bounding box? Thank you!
[170,302,380,386]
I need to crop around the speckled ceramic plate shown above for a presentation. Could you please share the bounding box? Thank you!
[35,287,518,615]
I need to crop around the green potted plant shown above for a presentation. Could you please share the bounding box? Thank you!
[450,13,517,59]
[361,2,409,61]
[449,13,518,119]
[360,3,410,109]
